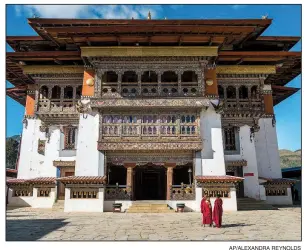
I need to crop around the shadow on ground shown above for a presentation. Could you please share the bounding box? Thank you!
[221,223,253,228]
[6,219,69,241]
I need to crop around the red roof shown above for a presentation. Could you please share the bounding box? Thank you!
[57,176,106,184]
[195,175,244,183]
[259,177,297,184]
[28,177,56,184]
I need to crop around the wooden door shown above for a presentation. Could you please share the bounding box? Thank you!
[58,170,75,200]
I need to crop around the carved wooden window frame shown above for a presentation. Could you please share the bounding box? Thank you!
[70,188,99,199]
[64,126,77,150]
[223,127,238,151]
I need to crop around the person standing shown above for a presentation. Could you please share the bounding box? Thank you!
[213,194,223,228]
[202,196,212,227]
[200,194,207,226]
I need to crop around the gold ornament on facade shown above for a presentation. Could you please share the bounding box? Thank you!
[206,79,214,86]
[86,78,95,86]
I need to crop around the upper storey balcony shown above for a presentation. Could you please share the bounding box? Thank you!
[100,70,201,98]
[36,84,83,124]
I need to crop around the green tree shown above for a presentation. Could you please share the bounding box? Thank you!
[6,137,20,169]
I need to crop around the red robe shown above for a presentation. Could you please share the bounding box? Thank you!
[202,201,212,225]
[200,198,206,213]
[213,198,223,228]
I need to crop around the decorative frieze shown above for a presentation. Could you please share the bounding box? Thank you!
[216,66,276,75]
[53,160,76,167]
[91,98,210,109]
[22,65,84,74]
[82,46,218,57]
[98,141,202,151]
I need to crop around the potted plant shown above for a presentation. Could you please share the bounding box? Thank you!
[113,203,122,212]
[176,203,185,212]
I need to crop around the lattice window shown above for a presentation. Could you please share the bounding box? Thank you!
[70,188,98,199]
[37,188,51,197]
[223,127,237,151]
[64,126,77,150]
[13,187,33,197]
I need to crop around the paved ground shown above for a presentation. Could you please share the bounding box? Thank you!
[6,206,301,241]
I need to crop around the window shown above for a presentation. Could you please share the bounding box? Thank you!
[223,127,237,151]
[64,126,77,149]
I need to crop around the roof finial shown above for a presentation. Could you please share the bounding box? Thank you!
[164,17,167,20]
[262,14,268,19]
[148,11,151,20]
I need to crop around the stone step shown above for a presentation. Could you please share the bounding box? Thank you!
[237,198,276,211]
[127,210,175,213]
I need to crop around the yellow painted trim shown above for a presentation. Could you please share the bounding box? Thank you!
[22,65,85,74]
[216,65,276,74]
[81,46,218,57]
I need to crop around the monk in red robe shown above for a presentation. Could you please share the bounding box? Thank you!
[202,196,212,227]
[213,194,223,228]
[200,194,207,226]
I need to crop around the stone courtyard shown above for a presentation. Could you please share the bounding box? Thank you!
[6,206,301,241]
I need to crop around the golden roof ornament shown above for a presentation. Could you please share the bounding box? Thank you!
[148,11,151,20]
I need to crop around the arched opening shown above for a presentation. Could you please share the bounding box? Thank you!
[251,86,258,99]
[142,71,157,82]
[161,71,178,82]
[218,85,224,98]
[227,86,236,99]
[51,86,61,99]
[239,85,248,99]
[64,86,73,99]
[122,71,138,82]
[102,71,118,82]
[40,86,48,99]
[181,71,197,82]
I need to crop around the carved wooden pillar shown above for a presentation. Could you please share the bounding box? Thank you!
[165,163,176,200]
[157,71,162,95]
[72,86,77,111]
[45,85,51,111]
[223,86,227,108]
[60,86,65,110]
[236,85,240,108]
[117,71,122,95]
[124,163,136,200]
[137,71,142,95]
[178,70,182,95]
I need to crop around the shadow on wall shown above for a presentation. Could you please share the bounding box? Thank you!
[6,219,69,241]
[7,196,32,207]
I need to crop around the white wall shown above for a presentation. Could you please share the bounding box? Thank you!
[265,188,293,205]
[32,188,56,208]
[259,185,266,201]
[239,126,260,199]
[254,118,282,179]
[75,113,104,176]
[7,188,33,207]
[64,187,104,212]
[17,118,76,180]
[200,107,226,176]
[17,119,57,179]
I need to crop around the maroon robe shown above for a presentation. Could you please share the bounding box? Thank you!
[202,201,212,225]
[213,198,223,228]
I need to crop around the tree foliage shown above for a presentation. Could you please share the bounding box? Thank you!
[6,136,20,169]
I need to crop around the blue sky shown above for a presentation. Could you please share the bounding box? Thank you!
[6,4,301,151]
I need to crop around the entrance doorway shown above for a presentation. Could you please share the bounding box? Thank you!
[134,166,166,200]
[58,168,75,200]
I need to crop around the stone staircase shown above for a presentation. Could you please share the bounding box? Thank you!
[127,202,175,213]
[52,200,64,211]
[237,198,277,211]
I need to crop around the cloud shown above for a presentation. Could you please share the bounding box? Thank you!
[231,5,246,10]
[14,5,164,19]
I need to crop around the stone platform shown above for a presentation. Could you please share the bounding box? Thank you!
[6,206,301,241]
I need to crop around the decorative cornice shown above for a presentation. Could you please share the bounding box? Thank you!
[216,66,276,75]
[98,141,202,151]
[81,46,218,57]
[22,65,84,75]
[91,98,210,109]
[226,160,247,167]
